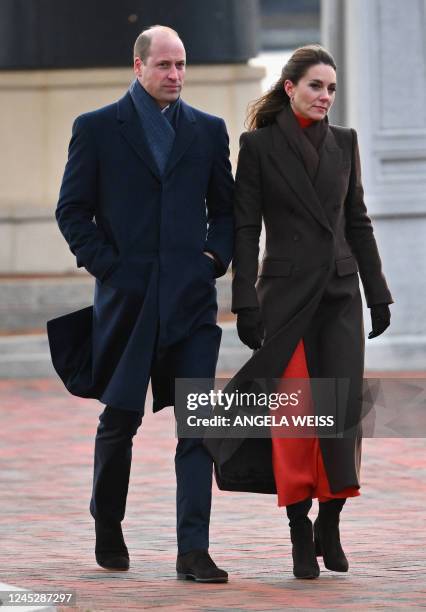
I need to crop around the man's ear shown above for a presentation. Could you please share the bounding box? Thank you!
[133,56,143,77]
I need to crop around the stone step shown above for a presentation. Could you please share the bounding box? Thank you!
[1,278,422,376]
[0,334,55,378]
[0,324,420,379]
[0,274,233,333]
[0,323,250,379]
[0,276,95,333]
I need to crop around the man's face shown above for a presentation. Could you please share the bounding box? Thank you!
[134,34,186,108]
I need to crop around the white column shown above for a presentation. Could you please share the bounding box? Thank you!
[322,0,426,370]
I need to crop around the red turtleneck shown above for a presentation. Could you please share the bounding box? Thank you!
[292,108,315,128]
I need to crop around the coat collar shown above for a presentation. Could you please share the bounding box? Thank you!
[269,107,342,231]
[116,92,196,180]
[117,91,159,179]
[164,99,196,176]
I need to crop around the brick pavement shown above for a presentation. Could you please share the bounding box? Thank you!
[0,378,425,611]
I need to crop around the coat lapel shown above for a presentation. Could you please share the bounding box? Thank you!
[117,92,161,180]
[313,128,343,209]
[269,116,331,232]
[164,100,196,177]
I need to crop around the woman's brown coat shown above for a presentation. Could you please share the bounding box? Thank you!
[205,108,393,495]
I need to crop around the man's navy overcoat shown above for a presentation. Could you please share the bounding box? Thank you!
[49,92,234,412]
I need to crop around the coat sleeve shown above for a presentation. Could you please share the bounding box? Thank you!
[56,116,120,281]
[231,132,263,312]
[204,118,235,277]
[344,129,393,307]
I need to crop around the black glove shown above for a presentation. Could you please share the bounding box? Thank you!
[368,304,391,339]
[236,307,264,350]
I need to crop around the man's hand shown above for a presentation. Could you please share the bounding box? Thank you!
[368,304,391,339]
[203,251,221,274]
[236,307,264,350]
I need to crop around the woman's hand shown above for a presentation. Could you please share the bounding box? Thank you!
[368,304,391,339]
[236,307,264,350]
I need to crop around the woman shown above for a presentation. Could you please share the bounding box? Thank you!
[206,45,393,579]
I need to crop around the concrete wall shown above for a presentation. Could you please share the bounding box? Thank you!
[0,64,264,274]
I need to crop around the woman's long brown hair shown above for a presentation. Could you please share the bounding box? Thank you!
[246,44,337,131]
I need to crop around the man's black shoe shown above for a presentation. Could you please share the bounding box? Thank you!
[95,521,130,571]
[176,549,228,583]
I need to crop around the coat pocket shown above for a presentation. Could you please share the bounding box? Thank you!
[102,258,154,297]
[259,258,293,277]
[336,256,358,277]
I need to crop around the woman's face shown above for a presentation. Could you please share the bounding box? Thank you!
[284,63,336,121]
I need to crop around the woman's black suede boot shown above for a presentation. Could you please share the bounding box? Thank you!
[286,497,320,579]
[314,498,348,572]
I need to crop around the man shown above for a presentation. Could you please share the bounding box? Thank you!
[51,25,233,582]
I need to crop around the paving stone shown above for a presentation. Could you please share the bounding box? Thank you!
[0,378,425,611]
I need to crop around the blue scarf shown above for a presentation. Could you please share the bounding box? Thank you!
[129,79,180,175]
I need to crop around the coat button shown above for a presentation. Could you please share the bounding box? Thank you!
[334,204,340,211]
[293,233,301,241]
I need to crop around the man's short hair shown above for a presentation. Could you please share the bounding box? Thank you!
[133,25,180,62]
